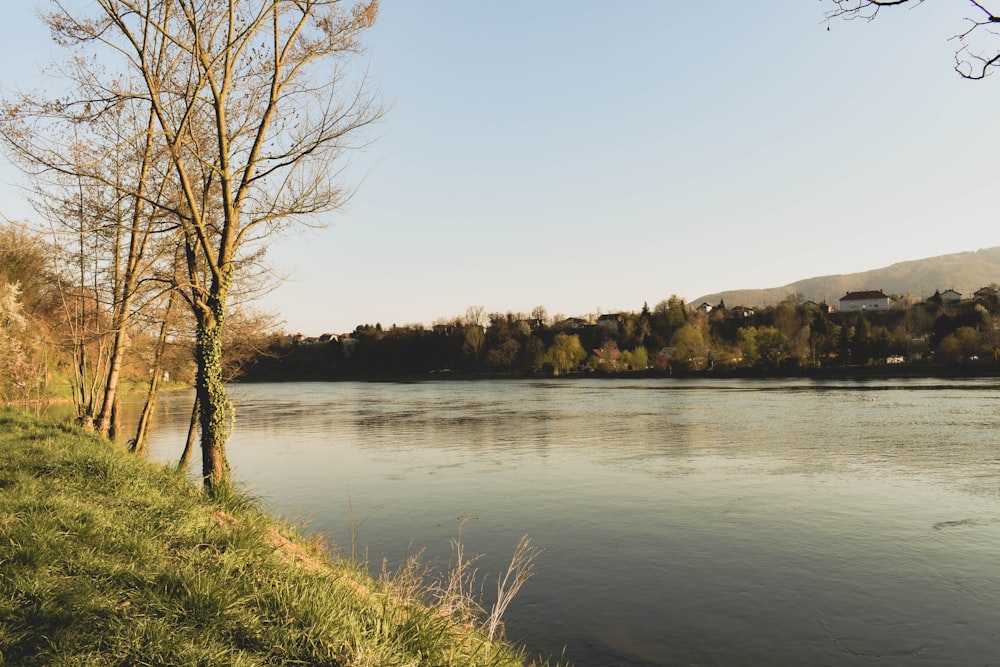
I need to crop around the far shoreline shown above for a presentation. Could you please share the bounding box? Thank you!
[235,362,1000,384]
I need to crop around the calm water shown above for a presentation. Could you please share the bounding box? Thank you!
[124,378,1000,666]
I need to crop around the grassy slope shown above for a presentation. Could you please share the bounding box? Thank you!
[0,409,542,667]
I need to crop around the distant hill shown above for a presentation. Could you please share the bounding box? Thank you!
[693,247,1000,308]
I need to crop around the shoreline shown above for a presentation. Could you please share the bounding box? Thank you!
[235,362,1000,384]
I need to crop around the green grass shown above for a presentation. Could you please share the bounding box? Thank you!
[0,409,555,666]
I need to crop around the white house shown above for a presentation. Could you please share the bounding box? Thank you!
[839,290,891,312]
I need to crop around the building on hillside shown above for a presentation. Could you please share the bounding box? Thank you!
[730,305,755,318]
[695,302,715,314]
[940,289,962,303]
[974,286,998,301]
[596,313,622,331]
[838,290,891,312]
[592,346,623,371]
[554,317,588,330]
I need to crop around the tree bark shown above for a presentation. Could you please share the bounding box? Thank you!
[132,287,177,456]
[131,371,159,457]
[96,307,129,437]
[194,288,231,494]
[179,396,199,471]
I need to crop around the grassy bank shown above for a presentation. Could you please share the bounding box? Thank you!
[0,409,550,666]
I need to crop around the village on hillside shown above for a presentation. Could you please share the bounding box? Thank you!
[289,286,999,345]
[260,285,1000,380]
[693,286,999,317]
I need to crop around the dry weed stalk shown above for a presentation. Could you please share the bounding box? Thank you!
[486,535,540,641]
[372,515,541,640]
[380,546,431,604]
[439,516,484,624]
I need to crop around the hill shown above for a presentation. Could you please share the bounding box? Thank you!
[693,247,1000,308]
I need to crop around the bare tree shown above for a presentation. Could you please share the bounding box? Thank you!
[530,305,549,330]
[464,305,488,329]
[10,0,383,494]
[2,52,183,436]
[91,105,178,439]
[826,1,1000,79]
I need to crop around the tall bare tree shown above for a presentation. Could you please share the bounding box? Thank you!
[18,0,383,494]
[826,1,1000,79]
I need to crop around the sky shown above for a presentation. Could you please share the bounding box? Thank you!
[1,2,999,334]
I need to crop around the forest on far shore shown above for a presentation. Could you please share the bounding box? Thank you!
[242,293,1000,381]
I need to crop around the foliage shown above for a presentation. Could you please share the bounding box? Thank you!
[755,326,788,368]
[737,326,761,367]
[464,326,487,370]
[546,333,586,376]
[671,317,709,370]
[654,295,688,331]
[936,326,983,364]
[629,346,649,371]
[243,293,1000,379]
[486,338,522,371]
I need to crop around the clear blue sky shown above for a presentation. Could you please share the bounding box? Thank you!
[2,2,999,334]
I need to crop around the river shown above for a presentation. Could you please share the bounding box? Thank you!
[121,378,1000,666]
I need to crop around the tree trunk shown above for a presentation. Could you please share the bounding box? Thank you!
[132,287,176,456]
[178,395,198,470]
[195,290,231,495]
[109,396,120,441]
[74,340,93,428]
[96,322,127,437]
[95,110,156,439]
[131,371,160,457]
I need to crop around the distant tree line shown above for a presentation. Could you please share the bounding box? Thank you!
[242,294,1000,380]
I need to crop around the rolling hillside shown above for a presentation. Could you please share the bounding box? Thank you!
[694,247,1000,308]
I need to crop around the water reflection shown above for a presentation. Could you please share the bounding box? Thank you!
[106,378,1000,666]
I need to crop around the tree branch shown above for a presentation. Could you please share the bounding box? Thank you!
[827,0,1000,79]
